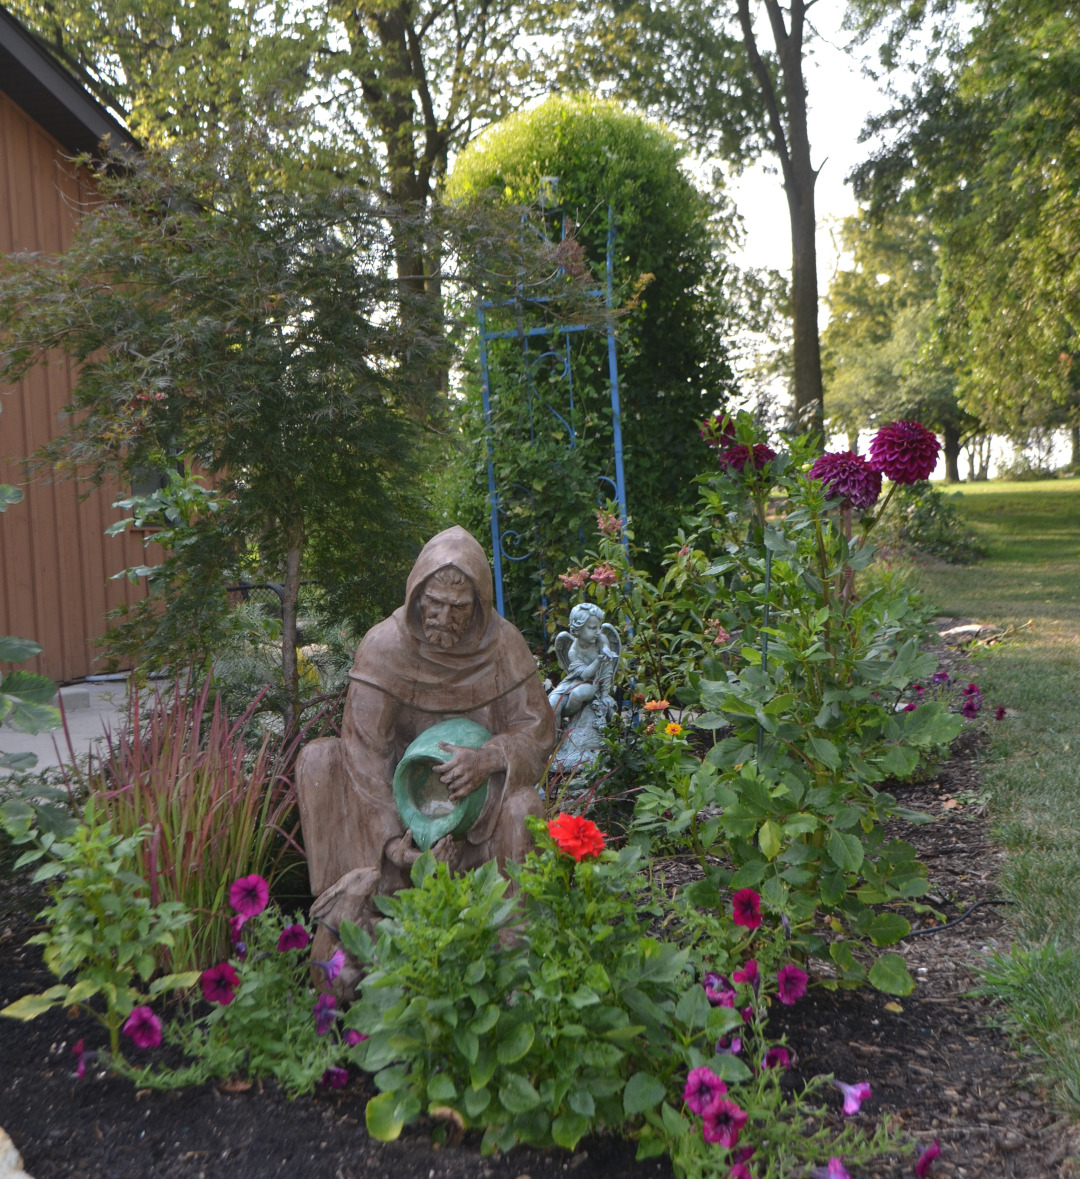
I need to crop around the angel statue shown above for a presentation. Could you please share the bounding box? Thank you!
[548,602,622,773]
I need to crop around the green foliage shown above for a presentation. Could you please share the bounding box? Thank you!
[560,415,959,989]
[126,906,354,1097]
[0,802,197,1055]
[87,678,301,970]
[876,481,985,564]
[0,636,61,757]
[445,95,735,635]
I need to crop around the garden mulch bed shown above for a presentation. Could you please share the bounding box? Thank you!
[2,625,1078,1178]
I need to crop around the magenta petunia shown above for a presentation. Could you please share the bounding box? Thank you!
[344,1029,368,1046]
[963,682,981,696]
[229,874,270,919]
[703,971,736,1007]
[808,451,882,511]
[715,1033,742,1055]
[915,1139,941,1177]
[702,1097,748,1148]
[961,696,981,718]
[995,705,1006,721]
[228,913,247,943]
[763,1046,792,1070]
[833,1079,872,1115]
[313,993,337,1036]
[201,962,240,1006]
[811,1160,852,1179]
[319,1066,349,1089]
[868,420,941,484]
[740,1005,754,1024]
[719,443,777,474]
[683,1066,727,1117]
[732,888,763,930]
[732,959,760,990]
[932,671,950,685]
[777,964,808,1006]
[729,1166,753,1179]
[122,1005,163,1049]
[277,923,311,952]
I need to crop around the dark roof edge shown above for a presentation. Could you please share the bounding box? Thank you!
[0,4,137,157]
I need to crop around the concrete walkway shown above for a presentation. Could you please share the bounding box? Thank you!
[0,680,129,773]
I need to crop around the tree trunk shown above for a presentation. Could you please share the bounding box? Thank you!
[847,430,859,454]
[737,0,824,442]
[943,424,961,483]
[280,526,303,739]
[1071,424,1079,468]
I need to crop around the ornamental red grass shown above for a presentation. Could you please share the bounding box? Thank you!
[547,813,606,861]
[868,420,941,484]
[808,451,882,510]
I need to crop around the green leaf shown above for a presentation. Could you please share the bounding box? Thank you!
[758,819,782,860]
[0,485,24,511]
[712,1054,753,1083]
[498,1072,541,1114]
[427,1073,458,1103]
[0,635,41,663]
[338,920,374,963]
[453,1026,479,1064]
[729,859,767,889]
[5,699,61,735]
[149,971,201,994]
[868,914,912,947]
[366,1091,406,1141]
[496,1021,535,1065]
[827,831,865,873]
[623,1072,666,1116]
[682,879,721,908]
[1,992,61,1020]
[463,1086,490,1118]
[552,1112,589,1149]
[1,670,58,704]
[674,985,711,1028]
[807,735,841,769]
[869,953,915,996]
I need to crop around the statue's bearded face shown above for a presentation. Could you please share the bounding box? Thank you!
[419,578,476,649]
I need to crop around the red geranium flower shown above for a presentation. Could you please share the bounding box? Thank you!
[731,888,763,930]
[547,813,606,861]
[868,420,941,484]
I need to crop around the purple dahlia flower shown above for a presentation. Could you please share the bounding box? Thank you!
[808,451,882,510]
[868,420,941,484]
[718,443,776,473]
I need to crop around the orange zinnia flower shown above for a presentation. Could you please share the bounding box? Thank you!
[643,699,669,711]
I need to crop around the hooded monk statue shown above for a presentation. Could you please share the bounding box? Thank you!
[296,526,555,996]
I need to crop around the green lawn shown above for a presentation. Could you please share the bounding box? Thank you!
[914,479,1080,1110]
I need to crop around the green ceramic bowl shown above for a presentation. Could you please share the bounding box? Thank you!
[392,718,492,851]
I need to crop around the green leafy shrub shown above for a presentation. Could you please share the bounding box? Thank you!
[877,480,984,563]
[0,634,61,774]
[0,801,197,1055]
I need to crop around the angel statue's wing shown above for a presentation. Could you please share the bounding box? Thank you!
[600,623,622,663]
[553,631,574,673]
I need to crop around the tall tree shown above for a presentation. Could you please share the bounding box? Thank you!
[848,0,1080,460]
[823,210,978,481]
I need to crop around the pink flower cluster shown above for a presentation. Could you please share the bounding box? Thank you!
[683,1067,749,1150]
[558,563,618,590]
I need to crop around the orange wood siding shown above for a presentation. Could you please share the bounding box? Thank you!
[0,89,152,683]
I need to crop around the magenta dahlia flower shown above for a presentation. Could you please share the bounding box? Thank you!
[718,443,776,473]
[868,420,941,484]
[808,451,882,510]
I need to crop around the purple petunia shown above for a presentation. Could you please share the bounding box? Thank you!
[995,706,1006,721]
[703,971,736,1008]
[808,451,883,511]
[314,948,346,983]
[313,993,337,1036]
[833,1079,872,1115]
[229,874,270,920]
[763,1046,791,1070]
[776,964,808,1006]
[277,923,311,952]
[868,420,941,484]
[932,671,950,685]
[201,962,240,1006]
[915,1139,942,1176]
[961,696,982,718]
[683,1066,727,1116]
[729,1166,753,1179]
[715,1033,742,1055]
[319,1066,349,1089]
[122,1005,163,1049]
[344,1029,368,1046]
[702,1097,748,1148]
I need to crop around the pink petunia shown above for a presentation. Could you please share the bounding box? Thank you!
[702,1097,748,1149]
[833,1079,872,1115]
[729,1166,753,1179]
[122,1005,162,1049]
[277,923,311,952]
[811,1160,852,1179]
[777,964,808,1006]
[915,1140,941,1177]
[763,1046,791,1070]
[732,888,762,930]
[732,959,760,990]
[201,962,240,1006]
[229,874,270,919]
[683,1066,726,1117]
[314,948,346,983]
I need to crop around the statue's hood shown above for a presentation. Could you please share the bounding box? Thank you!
[349,526,538,713]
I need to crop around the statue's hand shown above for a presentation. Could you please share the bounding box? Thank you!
[385,830,422,869]
[310,866,381,928]
[435,742,504,801]
[429,833,463,870]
